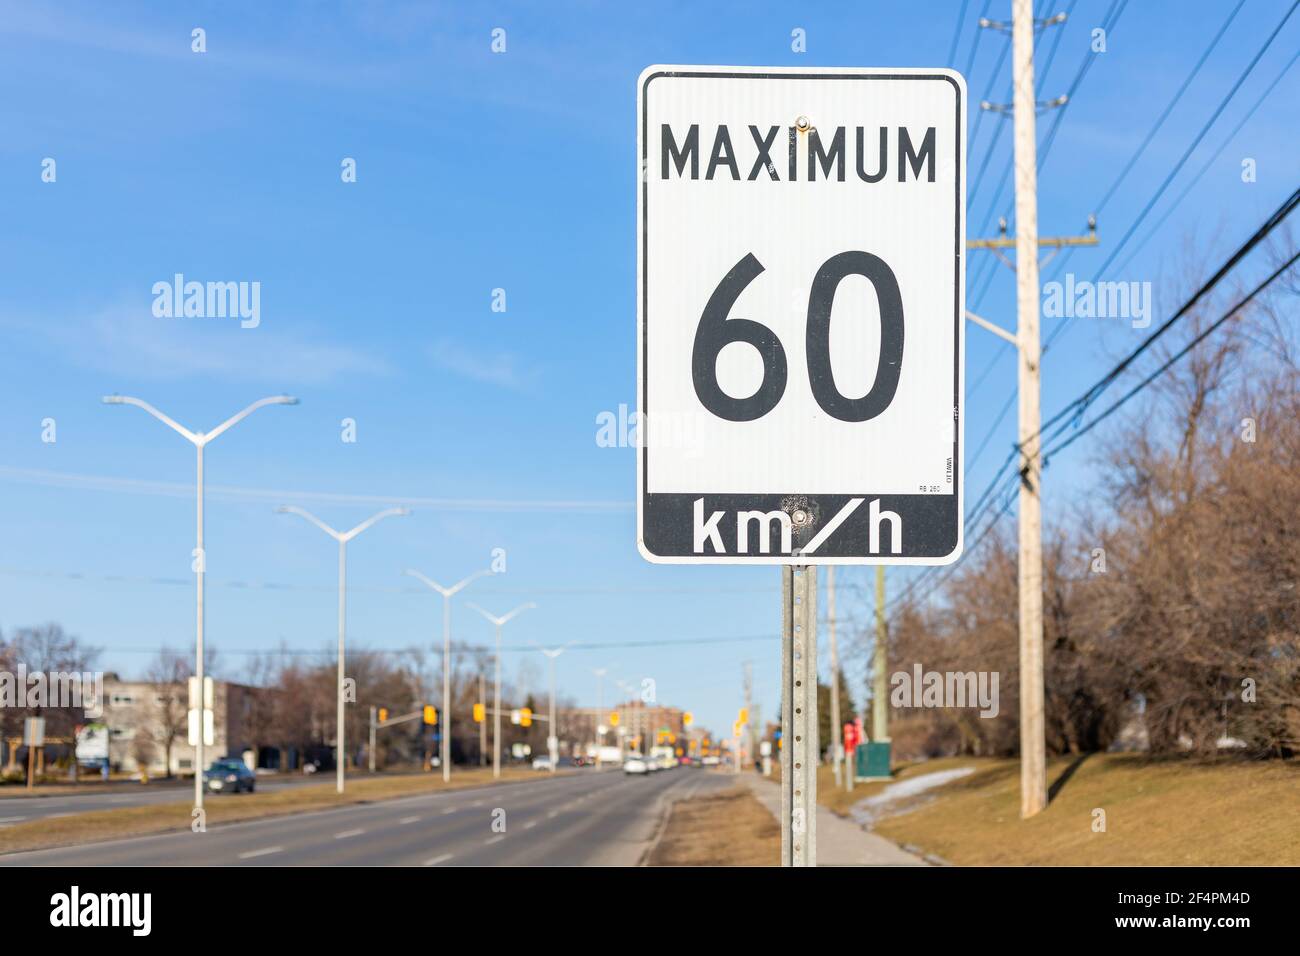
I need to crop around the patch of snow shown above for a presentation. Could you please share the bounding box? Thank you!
[849,766,976,827]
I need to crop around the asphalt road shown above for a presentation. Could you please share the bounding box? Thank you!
[0,773,327,826]
[0,766,735,865]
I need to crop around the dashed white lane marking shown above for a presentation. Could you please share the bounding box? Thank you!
[523,820,537,830]
[484,835,504,845]
[441,807,457,815]
[424,853,454,866]
[238,846,284,860]
[334,828,365,839]
[399,815,421,825]
[471,800,485,807]
[547,810,559,818]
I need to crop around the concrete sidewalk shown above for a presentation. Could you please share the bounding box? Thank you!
[742,774,927,866]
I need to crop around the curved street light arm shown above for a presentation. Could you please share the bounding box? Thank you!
[341,506,410,542]
[276,504,342,540]
[203,395,298,445]
[468,601,536,627]
[405,568,448,596]
[101,395,198,444]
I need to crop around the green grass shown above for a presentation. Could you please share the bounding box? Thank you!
[870,753,1300,865]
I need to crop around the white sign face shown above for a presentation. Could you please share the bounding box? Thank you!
[24,716,45,747]
[637,66,965,564]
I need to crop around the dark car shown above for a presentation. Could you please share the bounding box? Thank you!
[205,758,256,794]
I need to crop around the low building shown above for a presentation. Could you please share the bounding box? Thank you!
[95,673,265,775]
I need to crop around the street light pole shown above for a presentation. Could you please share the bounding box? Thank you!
[592,667,607,768]
[468,602,536,779]
[277,505,410,794]
[407,570,491,783]
[537,645,569,773]
[615,679,633,761]
[103,393,297,813]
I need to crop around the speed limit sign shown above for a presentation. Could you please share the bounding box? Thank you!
[636,66,966,564]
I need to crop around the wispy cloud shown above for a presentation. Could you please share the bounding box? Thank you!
[428,339,538,391]
[14,306,390,386]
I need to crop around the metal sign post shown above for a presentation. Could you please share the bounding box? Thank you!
[780,564,818,866]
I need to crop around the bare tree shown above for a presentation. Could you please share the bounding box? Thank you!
[145,648,189,778]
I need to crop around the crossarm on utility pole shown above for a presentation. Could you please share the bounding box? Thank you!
[966,310,1020,348]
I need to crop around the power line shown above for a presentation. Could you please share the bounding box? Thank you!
[1036,0,1252,320]
[1040,246,1299,463]
[0,566,775,597]
[1093,0,1245,218]
[1037,185,1300,441]
[0,466,632,514]
[1110,46,1300,279]
[966,6,1287,478]
[893,186,1300,620]
[1045,0,1299,351]
[946,0,973,65]
[91,633,785,658]
[969,0,1126,305]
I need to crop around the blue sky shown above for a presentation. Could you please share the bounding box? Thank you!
[1,1,1296,739]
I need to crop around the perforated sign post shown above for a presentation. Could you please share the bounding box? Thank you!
[636,65,966,865]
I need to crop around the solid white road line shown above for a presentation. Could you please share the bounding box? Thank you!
[399,815,421,825]
[423,853,454,866]
[238,846,284,859]
[484,835,504,845]
[334,828,366,839]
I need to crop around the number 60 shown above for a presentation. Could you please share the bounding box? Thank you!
[691,251,905,422]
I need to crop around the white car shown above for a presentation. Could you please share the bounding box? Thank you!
[701,755,721,767]
[623,755,649,775]
[532,755,553,771]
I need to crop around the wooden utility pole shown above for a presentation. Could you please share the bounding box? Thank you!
[872,567,888,746]
[1011,0,1047,819]
[827,567,843,789]
[478,671,487,766]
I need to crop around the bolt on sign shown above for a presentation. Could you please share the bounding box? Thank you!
[637,66,966,564]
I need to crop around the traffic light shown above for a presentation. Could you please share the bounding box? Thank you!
[683,711,693,726]
[609,711,620,727]
[423,705,437,725]
[738,708,749,724]
[473,702,485,723]
[520,707,532,727]
[378,708,389,723]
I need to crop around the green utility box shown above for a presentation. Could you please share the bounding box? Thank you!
[856,741,892,781]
